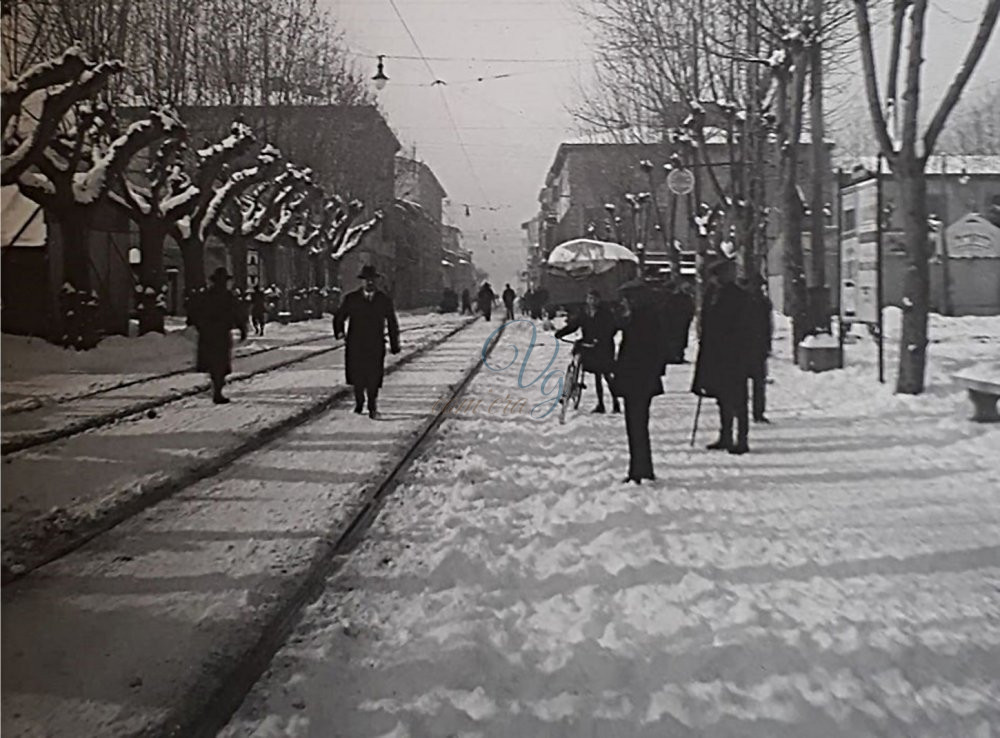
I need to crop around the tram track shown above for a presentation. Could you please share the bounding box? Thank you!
[0,317,477,584]
[1,330,336,417]
[179,322,506,738]
[0,321,447,456]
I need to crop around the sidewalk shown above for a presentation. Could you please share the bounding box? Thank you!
[1,315,472,580]
[1,318,500,737]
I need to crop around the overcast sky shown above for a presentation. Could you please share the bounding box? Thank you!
[324,0,1000,287]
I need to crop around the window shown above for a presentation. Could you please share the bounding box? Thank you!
[843,208,857,232]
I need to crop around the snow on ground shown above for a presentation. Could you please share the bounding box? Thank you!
[0,312,451,409]
[223,311,1000,737]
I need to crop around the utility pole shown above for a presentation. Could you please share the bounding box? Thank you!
[809,0,828,332]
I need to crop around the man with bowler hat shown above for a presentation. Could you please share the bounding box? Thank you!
[334,264,401,418]
[193,266,247,404]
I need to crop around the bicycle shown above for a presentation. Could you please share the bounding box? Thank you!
[557,337,595,424]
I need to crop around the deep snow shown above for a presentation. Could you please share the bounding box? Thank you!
[221,309,1000,737]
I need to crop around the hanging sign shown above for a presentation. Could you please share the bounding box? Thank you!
[666,168,695,196]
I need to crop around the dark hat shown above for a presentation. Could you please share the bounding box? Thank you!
[209,266,232,283]
[358,264,379,280]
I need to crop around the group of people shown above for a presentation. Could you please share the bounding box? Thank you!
[191,264,401,413]
[191,259,772,472]
[554,256,772,483]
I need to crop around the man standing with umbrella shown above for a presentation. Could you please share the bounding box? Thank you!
[692,257,753,453]
[334,265,401,419]
[193,267,247,404]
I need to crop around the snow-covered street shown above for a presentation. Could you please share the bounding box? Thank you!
[223,313,1000,737]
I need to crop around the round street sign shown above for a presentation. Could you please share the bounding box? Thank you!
[667,168,695,196]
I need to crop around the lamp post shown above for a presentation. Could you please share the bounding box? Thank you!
[372,55,389,91]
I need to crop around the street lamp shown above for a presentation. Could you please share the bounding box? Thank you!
[372,55,389,91]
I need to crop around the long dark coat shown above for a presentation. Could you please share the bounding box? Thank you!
[611,302,667,400]
[746,290,773,366]
[333,289,400,389]
[692,281,752,399]
[663,289,695,362]
[477,284,496,311]
[554,304,618,374]
[194,285,245,377]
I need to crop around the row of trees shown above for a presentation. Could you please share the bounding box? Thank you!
[575,0,998,394]
[2,43,381,348]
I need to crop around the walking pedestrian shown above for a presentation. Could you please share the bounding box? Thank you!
[502,283,516,321]
[746,273,773,423]
[555,289,620,414]
[477,282,496,321]
[333,265,401,419]
[250,286,267,335]
[460,288,473,315]
[611,281,668,484]
[193,267,247,404]
[691,257,753,454]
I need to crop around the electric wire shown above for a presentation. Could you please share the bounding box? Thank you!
[384,0,494,208]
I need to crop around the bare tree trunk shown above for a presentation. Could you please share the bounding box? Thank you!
[137,220,167,334]
[55,204,99,349]
[895,159,930,393]
[780,56,810,360]
[179,236,205,320]
[227,236,248,292]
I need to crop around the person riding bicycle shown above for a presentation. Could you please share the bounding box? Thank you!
[554,288,620,413]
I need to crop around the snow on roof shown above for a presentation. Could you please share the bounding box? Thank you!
[853,154,1000,175]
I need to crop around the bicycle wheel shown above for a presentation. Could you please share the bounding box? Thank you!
[571,360,585,409]
[558,357,579,424]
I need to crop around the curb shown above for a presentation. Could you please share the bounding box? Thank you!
[0,318,478,585]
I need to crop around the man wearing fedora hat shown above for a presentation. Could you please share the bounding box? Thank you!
[193,266,247,404]
[334,264,400,418]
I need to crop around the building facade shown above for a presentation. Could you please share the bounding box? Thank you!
[841,156,1000,316]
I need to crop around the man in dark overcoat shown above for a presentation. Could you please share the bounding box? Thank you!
[193,267,247,404]
[555,289,621,414]
[477,282,496,321]
[334,265,401,419]
[250,286,267,335]
[611,283,669,484]
[745,273,774,423]
[692,258,753,454]
[502,283,517,321]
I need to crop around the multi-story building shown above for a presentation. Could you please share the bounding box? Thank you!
[391,157,448,308]
[534,127,837,312]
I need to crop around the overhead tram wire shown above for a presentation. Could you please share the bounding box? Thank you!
[385,0,494,208]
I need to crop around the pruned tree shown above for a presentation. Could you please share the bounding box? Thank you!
[166,121,255,298]
[852,0,1000,394]
[6,44,181,347]
[107,111,190,334]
